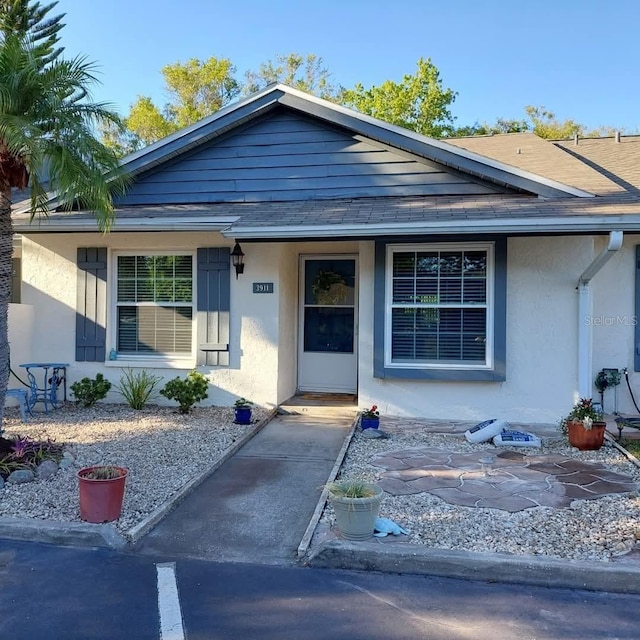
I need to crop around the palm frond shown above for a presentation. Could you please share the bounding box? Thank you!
[0,34,127,230]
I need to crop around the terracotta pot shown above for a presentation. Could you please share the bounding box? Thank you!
[361,417,380,430]
[567,420,606,451]
[78,466,128,523]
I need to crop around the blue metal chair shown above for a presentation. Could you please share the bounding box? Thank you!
[6,388,32,422]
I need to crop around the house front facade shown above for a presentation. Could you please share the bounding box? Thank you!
[12,85,640,423]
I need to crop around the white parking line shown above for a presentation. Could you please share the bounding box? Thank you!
[156,562,185,640]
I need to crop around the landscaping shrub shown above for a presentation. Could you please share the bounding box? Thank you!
[160,370,209,414]
[116,368,162,410]
[70,373,111,407]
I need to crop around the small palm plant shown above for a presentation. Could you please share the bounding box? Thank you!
[0,31,127,421]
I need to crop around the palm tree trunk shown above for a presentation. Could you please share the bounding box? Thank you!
[0,186,13,427]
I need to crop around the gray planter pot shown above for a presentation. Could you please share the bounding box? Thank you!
[329,483,383,541]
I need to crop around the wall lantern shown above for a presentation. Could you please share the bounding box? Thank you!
[231,242,245,279]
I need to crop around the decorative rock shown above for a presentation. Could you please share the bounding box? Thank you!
[361,429,390,439]
[0,476,4,489]
[613,541,633,556]
[36,459,59,480]
[6,469,35,484]
[58,457,74,470]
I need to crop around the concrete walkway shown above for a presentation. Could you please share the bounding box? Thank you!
[134,400,355,565]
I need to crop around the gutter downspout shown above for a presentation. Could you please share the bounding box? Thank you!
[577,231,623,397]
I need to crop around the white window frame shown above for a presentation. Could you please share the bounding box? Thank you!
[107,250,197,369]
[384,242,494,370]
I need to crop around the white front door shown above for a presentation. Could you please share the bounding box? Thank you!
[297,256,358,393]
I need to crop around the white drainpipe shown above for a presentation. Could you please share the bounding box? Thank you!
[577,231,623,397]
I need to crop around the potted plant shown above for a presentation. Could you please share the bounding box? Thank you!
[234,397,253,425]
[360,404,380,430]
[327,479,384,541]
[77,465,128,523]
[563,398,607,451]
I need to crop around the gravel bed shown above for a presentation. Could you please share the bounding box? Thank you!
[324,425,640,562]
[0,403,266,536]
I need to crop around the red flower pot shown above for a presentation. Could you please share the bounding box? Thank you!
[78,466,128,523]
[567,420,606,451]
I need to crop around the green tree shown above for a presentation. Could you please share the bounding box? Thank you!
[163,57,239,128]
[107,57,240,153]
[243,52,336,99]
[0,0,65,64]
[524,106,585,139]
[337,58,458,138]
[0,33,125,422]
[453,106,610,140]
[98,116,141,158]
[450,118,530,137]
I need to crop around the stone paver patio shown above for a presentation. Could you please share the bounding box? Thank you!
[372,448,640,512]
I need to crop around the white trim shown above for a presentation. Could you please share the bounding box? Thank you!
[226,216,640,239]
[577,231,624,398]
[13,216,238,233]
[384,242,494,370]
[297,254,359,393]
[109,250,197,362]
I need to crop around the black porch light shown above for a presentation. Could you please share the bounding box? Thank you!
[231,242,245,279]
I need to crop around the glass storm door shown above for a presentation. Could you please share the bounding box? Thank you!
[298,256,357,393]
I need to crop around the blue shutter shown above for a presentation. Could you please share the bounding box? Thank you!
[76,248,107,362]
[197,248,230,366]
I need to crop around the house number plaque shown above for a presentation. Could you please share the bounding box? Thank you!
[253,282,274,294]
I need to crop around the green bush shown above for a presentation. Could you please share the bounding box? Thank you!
[70,373,111,407]
[116,368,162,410]
[160,370,209,414]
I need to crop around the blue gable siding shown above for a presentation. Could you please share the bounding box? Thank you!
[114,109,505,206]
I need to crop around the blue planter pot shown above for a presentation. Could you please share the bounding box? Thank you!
[234,407,252,425]
[361,417,380,430]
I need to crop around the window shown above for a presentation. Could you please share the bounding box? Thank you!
[114,253,194,357]
[375,240,505,381]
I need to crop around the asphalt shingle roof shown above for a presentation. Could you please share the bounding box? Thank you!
[554,135,640,194]
[445,133,623,196]
[11,82,640,237]
[14,193,640,236]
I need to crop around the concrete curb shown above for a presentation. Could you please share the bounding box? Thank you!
[306,540,640,594]
[605,431,640,469]
[0,409,277,550]
[0,516,127,549]
[296,414,359,559]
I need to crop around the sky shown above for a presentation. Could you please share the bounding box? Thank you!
[55,0,640,132]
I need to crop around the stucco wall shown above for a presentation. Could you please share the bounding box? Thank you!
[276,243,298,403]
[358,236,596,424]
[20,232,287,409]
[20,229,632,421]
[6,303,34,408]
[592,234,639,415]
[20,233,359,410]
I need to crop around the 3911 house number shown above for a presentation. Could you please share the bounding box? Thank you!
[253,282,274,294]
